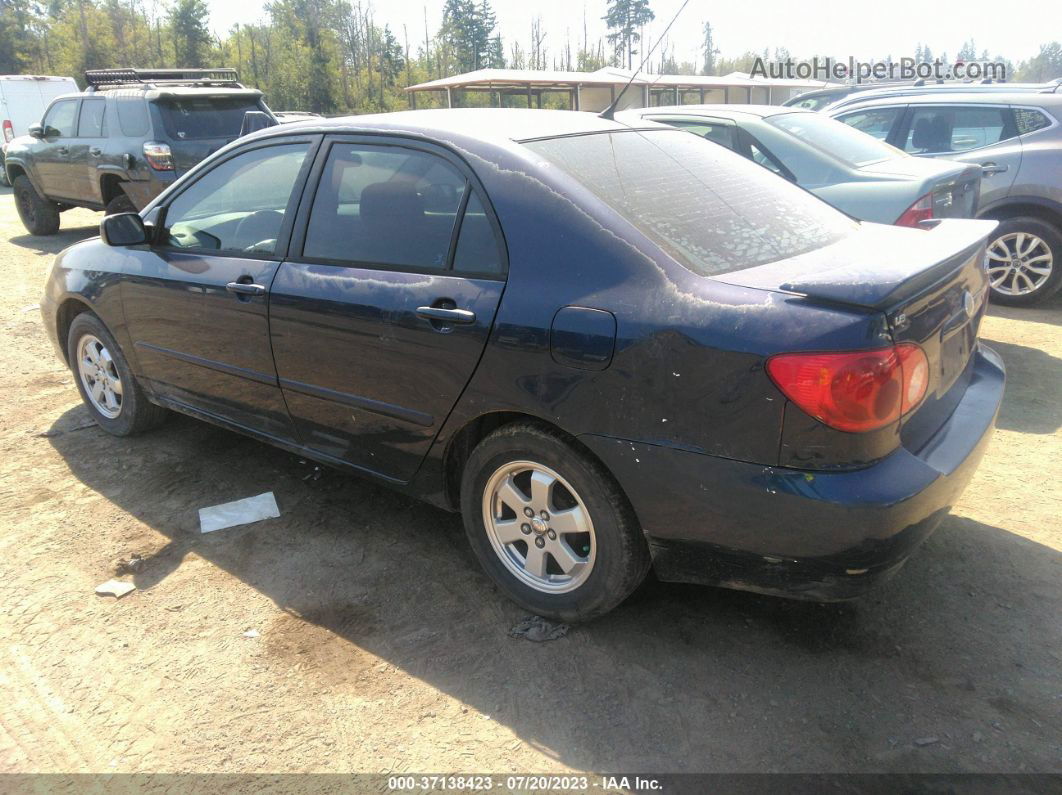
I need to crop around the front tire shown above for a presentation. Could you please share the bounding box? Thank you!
[13,174,60,236]
[985,217,1062,306]
[460,422,650,622]
[67,313,167,436]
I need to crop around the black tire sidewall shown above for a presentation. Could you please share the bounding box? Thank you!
[987,217,1062,306]
[460,424,649,622]
[13,175,59,236]
[67,313,149,436]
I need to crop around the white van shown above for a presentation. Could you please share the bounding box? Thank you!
[1,74,78,185]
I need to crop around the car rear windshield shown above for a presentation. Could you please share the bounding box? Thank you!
[524,129,855,276]
[766,112,900,167]
[156,96,263,140]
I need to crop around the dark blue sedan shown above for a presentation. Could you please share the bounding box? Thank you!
[41,109,1005,621]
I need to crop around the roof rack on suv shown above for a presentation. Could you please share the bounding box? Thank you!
[84,68,244,91]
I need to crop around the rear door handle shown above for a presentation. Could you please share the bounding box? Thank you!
[226,281,266,297]
[415,306,476,325]
[981,162,1008,175]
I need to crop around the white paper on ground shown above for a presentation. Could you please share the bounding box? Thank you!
[199,492,280,533]
[95,579,136,598]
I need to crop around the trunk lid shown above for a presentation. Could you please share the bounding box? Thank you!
[718,218,996,450]
[859,158,981,220]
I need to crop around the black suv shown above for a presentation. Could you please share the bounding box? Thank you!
[4,68,275,235]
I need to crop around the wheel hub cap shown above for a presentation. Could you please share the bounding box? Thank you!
[76,334,123,419]
[987,232,1053,297]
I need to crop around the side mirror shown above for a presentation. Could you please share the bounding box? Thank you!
[239,111,278,137]
[101,212,149,247]
[28,123,44,139]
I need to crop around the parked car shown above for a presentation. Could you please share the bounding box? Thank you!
[275,111,325,123]
[783,80,920,112]
[619,105,981,227]
[4,67,276,235]
[822,79,1062,114]
[42,109,1004,621]
[830,92,1062,305]
[0,74,78,186]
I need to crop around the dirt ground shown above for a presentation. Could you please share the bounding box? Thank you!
[0,189,1059,776]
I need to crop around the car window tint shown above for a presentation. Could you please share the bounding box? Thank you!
[903,106,1013,153]
[303,143,468,270]
[77,99,106,137]
[43,100,78,137]
[1015,108,1052,135]
[453,193,504,274]
[836,108,903,141]
[768,112,899,168]
[164,143,310,254]
[158,97,263,140]
[525,130,854,277]
[665,120,736,149]
[117,96,150,137]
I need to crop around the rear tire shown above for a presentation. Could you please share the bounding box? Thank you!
[105,192,136,215]
[13,174,60,236]
[460,422,650,622]
[67,313,167,436]
[985,217,1062,306]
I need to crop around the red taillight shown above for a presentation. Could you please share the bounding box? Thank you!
[767,344,929,433]
[895,193,934,228]
[142,141,174,171]
[2,120,13,143]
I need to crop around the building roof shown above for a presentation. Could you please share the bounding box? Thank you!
[406,67,837,93]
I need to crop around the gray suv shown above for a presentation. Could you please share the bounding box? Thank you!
[830,92,1062,305]
[4,68,275,236]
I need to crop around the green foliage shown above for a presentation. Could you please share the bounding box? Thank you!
[603,0,653,69]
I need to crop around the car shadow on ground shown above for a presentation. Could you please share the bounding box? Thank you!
[979,337,1062,435]
[987,291,1062,327]
[46,405,1061,773]
[8,223,99,255]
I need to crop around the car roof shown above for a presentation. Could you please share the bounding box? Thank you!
[831,91,1062,111]
[625,104,807,120]
[264,108,646,143]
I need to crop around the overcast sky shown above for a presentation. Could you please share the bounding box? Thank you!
[209,0,1058,68]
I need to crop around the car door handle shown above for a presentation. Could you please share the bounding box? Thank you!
[415,306,476,325]
[226,281,266,297]
[981,162,1008,175]
[90,147,102,156]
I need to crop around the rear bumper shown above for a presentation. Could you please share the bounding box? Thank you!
[580,344,1005,601]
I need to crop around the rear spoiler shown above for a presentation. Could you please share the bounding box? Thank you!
[778,219,998,310]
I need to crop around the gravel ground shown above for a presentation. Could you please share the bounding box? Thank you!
[0,193,1059,774]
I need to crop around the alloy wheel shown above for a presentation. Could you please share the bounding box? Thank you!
[481,460,596,594]
[77,334,123,418]
[987,232,1054,297]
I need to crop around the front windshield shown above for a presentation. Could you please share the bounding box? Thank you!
[767,111,903,167]
[524,129,855,277]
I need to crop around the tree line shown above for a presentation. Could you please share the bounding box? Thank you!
[1,0,1060,114]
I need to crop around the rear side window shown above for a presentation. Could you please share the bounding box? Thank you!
[157,96,262,140]
[836,108,903,141]
[524,130,854,277]
[116,97,150,137]
[77,99,106,137]
[662,119,736,150]
[43,100,78,137]
[903,106,1016,153]
[303,143,469,270]
[453,193,504,274]
[163,143,311,254]
[1015,108,1052,135]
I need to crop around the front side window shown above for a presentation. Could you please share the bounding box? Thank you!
[525,130,854,277]
[303,143,469,270]
[903,106,1015,154]
[77,99,107,137]
[163,143,311,254]
[43,100,78,137]
[836,107,903,141]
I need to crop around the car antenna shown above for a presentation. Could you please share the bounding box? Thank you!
[599,0,691,121]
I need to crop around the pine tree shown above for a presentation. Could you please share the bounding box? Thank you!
[700,21,717,75]
[168,0,211,67]
[603,0,654,70]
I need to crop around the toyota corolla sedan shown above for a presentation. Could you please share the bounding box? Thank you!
[42,109,1004,622]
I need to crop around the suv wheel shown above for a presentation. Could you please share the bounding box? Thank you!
[13,175,60,236]
[460,422,650,622]
[67,313,167,436]
[105,192,136,215]
[985,217,1062,306]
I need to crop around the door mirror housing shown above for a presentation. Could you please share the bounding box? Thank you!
[28,123,44,139]
[101,212,149,247]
